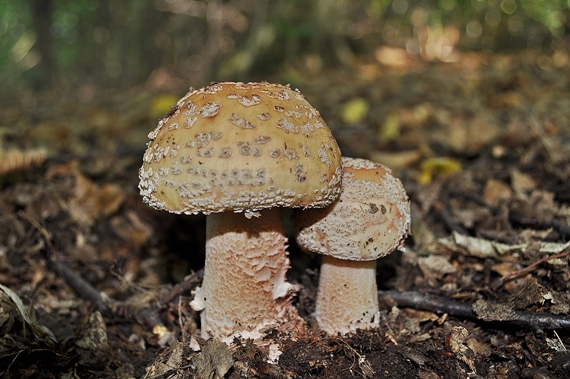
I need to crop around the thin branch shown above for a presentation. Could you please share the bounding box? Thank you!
[159,268,204,304]
[379,290,570,331]
[20,209,111,316]
[499,249,570,283]
[45,255,111,316]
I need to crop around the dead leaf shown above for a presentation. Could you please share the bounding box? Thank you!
[410,203,438,255]
[193,339,233,379]
[467,337,492,357]
[491,262,523,277]
[369,149,421,171]
[75,311,109,350]
[418,255,457,285]
[451,205,491,229]
[0,283,56,343]
[446,326,476,372]
[521,190,558,222]
[510,168,536,197]
[546,332,567,352]
[511,277,552,309]
[110,210,153,248]
[472,299,516,321]
[530,119,566,164]
[144,340,190,379]
[483,179,512,206]
[500,119,533,147]
[440,231,570,260]
[0,148,47,176]
[152,324,175,347]
[69,172,125,225]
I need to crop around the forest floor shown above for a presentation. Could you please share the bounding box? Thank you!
[1,49,569,378]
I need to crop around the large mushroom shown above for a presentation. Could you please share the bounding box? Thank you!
[295,157,410,335]
[139,82,342,342]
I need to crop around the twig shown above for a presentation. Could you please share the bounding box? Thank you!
[379,290,570,331]
[333,337,375,378]
[553,330,567,351]
[20,210,110,315]
[159,268,204,304]
[499,249,570,283]
[45,256,111,316]
[178,296,186,344]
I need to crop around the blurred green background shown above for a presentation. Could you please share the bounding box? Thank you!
[1,0,569,103]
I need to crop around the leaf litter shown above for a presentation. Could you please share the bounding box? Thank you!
[0,51,569,378]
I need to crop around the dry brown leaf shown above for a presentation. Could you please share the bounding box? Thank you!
[441,231,570,260]
[483,179,512,206]
[69,172,125,225]
[467,337,492,357]
[110,211,153,248]
[473,299,516,322]
[418,255,457,286]
[0,148,47,176]
[527,191,558,222]
[369,149,421,171]
[446,326,476,373]
[402,308,439,323]
[491,262,523,277]
[510,168,536,197]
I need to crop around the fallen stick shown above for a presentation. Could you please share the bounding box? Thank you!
[45,255,111,316]
[379,290,570,331]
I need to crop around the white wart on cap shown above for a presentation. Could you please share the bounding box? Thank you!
[139,82,342,215]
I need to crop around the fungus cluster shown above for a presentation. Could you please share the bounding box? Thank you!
[139,82,342,342]
[139,82,411,341]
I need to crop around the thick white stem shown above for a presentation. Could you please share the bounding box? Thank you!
[315,255,379,335]
[190,208,298,342]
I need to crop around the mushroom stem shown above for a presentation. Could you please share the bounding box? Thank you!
[315,255,379,335]
[190,208,298,342]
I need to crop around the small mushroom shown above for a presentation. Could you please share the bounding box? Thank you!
[295,157,410,335]
[139,82,342,342]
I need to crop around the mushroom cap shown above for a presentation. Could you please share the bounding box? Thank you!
[296,157,410,261]
[139,82,342,215]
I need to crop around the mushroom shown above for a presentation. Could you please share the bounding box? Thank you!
[295,157,410,335]
[139,82,342,342]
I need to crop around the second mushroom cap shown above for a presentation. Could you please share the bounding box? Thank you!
[296,157,411,261]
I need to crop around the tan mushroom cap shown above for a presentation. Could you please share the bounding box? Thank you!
[296,157,411,261]
[139,82,343,215]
